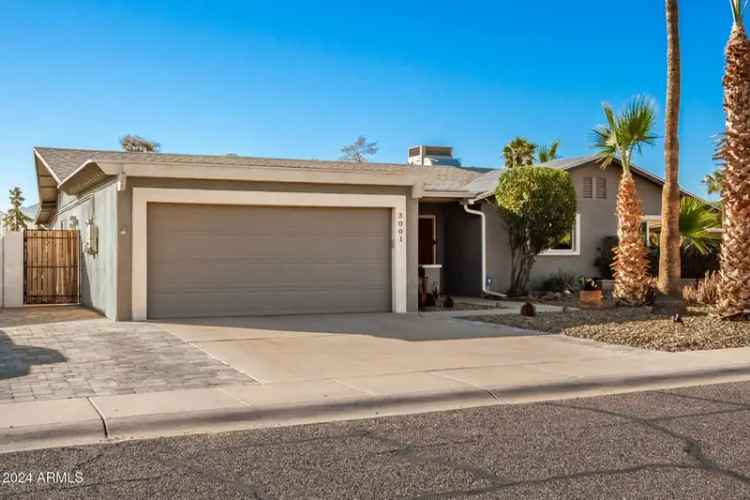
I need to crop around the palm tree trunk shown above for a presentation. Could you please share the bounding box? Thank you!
[613,170,651,305]
[655,0,685,313]
[717,20,750,319]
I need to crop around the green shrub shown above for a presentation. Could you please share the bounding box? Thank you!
[537,269,581,293]
[495,166,577,296]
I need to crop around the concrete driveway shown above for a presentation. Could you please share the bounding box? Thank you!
[153,311,641,388]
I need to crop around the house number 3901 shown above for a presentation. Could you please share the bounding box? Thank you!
[397,212,404,242]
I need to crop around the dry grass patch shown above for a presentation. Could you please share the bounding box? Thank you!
[464,307,750,352]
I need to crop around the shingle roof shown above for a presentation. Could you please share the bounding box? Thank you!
[534,155,600,170]
[33,147,485,193]
[462,169,503,195]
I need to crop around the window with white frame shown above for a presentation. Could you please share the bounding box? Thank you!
[641,215,661,247]
[540,213,581,256]
[583,177,607,199]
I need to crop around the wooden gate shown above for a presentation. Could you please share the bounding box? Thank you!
[24,230,80,305]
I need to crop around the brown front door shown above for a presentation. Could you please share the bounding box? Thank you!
[418,217,436,265]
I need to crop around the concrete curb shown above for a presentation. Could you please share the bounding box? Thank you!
[3,363,750,453]
[485,363,750,402]
[103,388,495,440]
[0,420,105,452]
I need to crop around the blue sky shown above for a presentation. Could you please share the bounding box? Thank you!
[0,1,731,209]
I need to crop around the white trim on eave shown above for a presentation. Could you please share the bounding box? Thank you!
[131,188,409,320]
[33,149,63,185]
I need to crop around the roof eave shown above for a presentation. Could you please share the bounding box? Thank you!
[104,161,422,188]
[33,149,62,224]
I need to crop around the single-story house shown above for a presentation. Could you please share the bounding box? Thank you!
[32,145,694,321]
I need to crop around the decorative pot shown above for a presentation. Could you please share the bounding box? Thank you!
[579,289,603,306]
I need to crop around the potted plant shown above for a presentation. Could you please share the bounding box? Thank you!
[579,278,603,306]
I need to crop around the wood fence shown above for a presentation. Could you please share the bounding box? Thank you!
[24,230,79,305]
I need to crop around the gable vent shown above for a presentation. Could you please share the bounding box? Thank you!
[583,177,594,198]
[595,177,607,199]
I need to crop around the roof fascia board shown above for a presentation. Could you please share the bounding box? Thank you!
[421,189,475,198]
[93,161,420,187]
[32,148,63,184]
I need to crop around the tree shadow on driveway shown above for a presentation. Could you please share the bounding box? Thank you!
[0,331,66,380]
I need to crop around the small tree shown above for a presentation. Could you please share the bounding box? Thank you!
[2,187,32,232]
[495,167,577,296]
[120,134,160,153]
[340,136,378,162]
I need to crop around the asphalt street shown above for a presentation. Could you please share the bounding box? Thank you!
[2,381,750,499]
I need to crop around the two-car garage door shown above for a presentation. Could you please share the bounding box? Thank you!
[147,203,392,319]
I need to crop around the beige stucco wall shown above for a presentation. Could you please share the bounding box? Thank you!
[50,180,119,318]
[116,178,419,320]
[527,163,664,286]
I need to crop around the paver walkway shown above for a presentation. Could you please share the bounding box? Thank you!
[0,307,255,402]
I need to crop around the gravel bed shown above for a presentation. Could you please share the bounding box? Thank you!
[464,307,750,352]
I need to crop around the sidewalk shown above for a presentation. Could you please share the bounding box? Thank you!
[3,338,750,454]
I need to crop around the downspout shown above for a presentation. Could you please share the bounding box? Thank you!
[462,197,506,299]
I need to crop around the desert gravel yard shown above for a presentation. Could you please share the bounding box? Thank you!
[464,307,750,352]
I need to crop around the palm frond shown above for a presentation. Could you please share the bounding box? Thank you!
[591,126,617,166]
[592,96,657,171]
[731,0,746,29]
[537,140,561,163]
[621,95,658,153]
[547,140,560,160]
[680,197,722,255]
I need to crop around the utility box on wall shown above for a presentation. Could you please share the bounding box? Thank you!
[1,232,23,308]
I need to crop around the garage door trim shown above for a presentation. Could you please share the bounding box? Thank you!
[131,188,408,320]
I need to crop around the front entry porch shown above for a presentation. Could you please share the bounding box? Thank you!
[418,200,484,305]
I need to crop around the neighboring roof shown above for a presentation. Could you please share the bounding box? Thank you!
[21,204,38,220]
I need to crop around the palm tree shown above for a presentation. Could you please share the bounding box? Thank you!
[716,0,750,318]
[655,0,684,313]
[679,197,722,255]
[537,140,561,163]
[502,137,536,167]
[704,133,728,196]
[2,187,32,232]
[592,96,658,305]
[704,169,725,196]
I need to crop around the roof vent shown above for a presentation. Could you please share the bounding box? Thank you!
[408,146,461,167]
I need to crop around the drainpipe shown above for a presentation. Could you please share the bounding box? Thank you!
[462,198,506,299]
